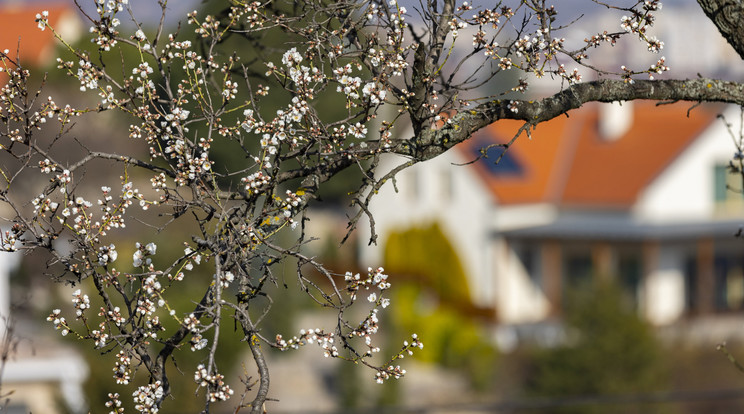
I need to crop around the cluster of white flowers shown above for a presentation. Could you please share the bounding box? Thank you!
[190,333,208,351]
[240,108,258,133]
[375,334,424,384]
[183,313,200,332]
[337,71,363,101]
[241,171,270,192]
[46,309,69,336]
[183,247,202,271]
[620,1,664,56]
[349,122,368,139]
[274,328,337,357]
[0,225,22,252]
[187,10,222,38]
[34,10,48,31]
[105,392,124,414]
[469,6,513,59]
[362,82,387,105]
[72,289,91,318]
[112,350,133,384]
[38,158,58,174]
[21,0,687,409]
[77,58,101,91]
[584,30,621,49]
[98,244,118,266]
[92,322,109,348]
[132,62,154,79]
[31,194,56,216]
[87,1,129,51]
[218,271,234,288]
[447,17,468,38]
[556,65,582,85]
[345,267,391,300]
[281,48,303,67]
[133,381,163,414]
[222,79,238,100]
[56,168,72,185]
[133,29,147,42]
[273,266,421,382]
[648,56,670,79]
[133,242,157,268]
[194,364,234,402]
[104,306,126,327]
[133,271,167,339]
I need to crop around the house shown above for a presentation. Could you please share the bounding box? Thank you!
[360,101,744,341]
[0,1,81,74]
[0,3,89,413]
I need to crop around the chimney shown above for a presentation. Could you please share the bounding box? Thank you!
[599,101,633,142]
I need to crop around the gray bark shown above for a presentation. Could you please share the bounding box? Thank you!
[394,1,744,162]
[401,78,744,160]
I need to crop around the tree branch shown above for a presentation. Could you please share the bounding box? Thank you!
[403,78,744,161]
[248,333,270,414]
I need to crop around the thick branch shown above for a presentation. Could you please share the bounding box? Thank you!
[248,334,270,414]
[697,0,744,60]
[69,151,176,178]
[409,0,455,132]
[403,78,744,160]
[152,286,213,400]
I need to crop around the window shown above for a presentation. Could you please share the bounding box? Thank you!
[714,164,727,202]
[470,134,524,177]
[684,256,698,312]
[475,145,524,176]
[714,164,744,213]
[714,255,744,311]
[514,243,542,291]
[617,250,642,309]
[563,249,593,293]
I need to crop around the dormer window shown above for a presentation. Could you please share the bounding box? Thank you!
[472,143,524,177]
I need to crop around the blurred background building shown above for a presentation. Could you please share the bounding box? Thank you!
[2,0,744,413]
[0,2,88,414]
[362,101,744,344]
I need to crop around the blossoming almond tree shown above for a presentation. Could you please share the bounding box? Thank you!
[1,0,743,412]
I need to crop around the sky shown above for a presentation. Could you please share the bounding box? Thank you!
[0,0,202,27]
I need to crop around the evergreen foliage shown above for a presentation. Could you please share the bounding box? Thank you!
[526,280,668,413]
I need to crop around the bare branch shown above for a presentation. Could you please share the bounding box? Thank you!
[402,78,744,162]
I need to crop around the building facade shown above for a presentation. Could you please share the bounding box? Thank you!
[361,102,744,338]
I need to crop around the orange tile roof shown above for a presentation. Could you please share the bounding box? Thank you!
[459,101,720,208]
[0,2,75,74]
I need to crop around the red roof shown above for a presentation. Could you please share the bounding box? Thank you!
[0,3,77,77]
[460,101,720,208]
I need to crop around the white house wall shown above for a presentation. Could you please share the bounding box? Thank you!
[0,251,19,332]
[635,105,743,222]
[492,238,551,323]
[491,203,558,232]
[644,245,686,325]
